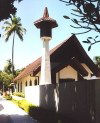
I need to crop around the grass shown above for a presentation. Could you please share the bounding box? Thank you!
[13,92,25,98]
[11,99,19,106]
[10,98,37,113]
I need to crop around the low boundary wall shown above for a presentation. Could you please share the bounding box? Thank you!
[25,79,100,123]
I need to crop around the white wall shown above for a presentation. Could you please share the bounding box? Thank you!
[25,86,40,106]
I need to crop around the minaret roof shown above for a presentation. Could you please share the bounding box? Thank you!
[34,7,58,28]
[43,7,49,18]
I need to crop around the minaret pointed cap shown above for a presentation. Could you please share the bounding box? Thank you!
[43,7,49,18]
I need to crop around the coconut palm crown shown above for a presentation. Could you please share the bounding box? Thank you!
[3,15,26,76]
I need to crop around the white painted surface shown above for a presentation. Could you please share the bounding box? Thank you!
[25,86,40,106]
[40,38,51,85]
[81,63,92,79]
[16,75,39,93]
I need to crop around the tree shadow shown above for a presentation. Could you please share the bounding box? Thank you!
[0,104,4,111]
[0,114,37,123]
[0,114,12,123]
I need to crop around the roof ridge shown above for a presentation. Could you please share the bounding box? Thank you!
[14,34,100,81]
[13,35,75,81]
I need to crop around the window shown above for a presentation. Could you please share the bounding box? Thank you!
[29,80,32,86]
[18,83,19,92]
[34,76,39,85]
[25,81,27,86]
[34,79,37,85]
[20,82,22,92]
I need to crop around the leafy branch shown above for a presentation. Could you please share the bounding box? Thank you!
[82,35,100,51]
[60,0,100,50]
[0,0,23,21]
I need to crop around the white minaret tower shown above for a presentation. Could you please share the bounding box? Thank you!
[34,7,58,85]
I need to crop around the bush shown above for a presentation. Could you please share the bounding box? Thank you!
[3,94,12,100]
[18,100,34,113]
[13,92,25,98]
[11,99,19,106]
[29,106,57,121]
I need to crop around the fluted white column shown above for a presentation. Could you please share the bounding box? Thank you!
[40,38,51,85]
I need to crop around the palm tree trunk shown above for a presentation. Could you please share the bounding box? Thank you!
[12,31,15,77]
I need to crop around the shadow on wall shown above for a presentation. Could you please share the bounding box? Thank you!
[39,84,56,111]
[39,80,100,123]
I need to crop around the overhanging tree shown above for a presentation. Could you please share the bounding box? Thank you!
[60,0,100,50]
[0,0,23,21]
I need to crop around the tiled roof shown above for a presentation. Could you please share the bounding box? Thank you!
[14,36,66,81]
[14,35,100,81]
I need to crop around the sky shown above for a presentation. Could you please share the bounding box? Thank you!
[0,0,100,70]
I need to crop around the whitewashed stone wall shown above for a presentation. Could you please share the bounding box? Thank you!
[25,86,40,106]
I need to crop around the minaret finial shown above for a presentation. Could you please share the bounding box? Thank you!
[34,7,58,38]
[43,7,49,18]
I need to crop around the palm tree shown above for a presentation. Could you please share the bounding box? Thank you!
[3,15,26,76]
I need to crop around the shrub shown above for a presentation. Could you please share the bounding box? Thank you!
[13,92,25,98]
[11,99,19,106]
[18,100,34,113]
[29,106,57,120]
[3,94,12,100]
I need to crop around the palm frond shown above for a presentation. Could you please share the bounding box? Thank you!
[16,30,23,41]
[4,21,12,26]
[5,30,13,42]
[3,15,26,42]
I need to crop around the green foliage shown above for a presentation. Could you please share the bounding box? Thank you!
[82,36,100,51]
[29,106,57,121]
[11,98,59,122]
[18,100,33,112]
[60,0,100,50]
[3,15,26,76]
[3,15,26,42]
[4,59,13,74]
[3,94,12,100]
[13,92,25,98]
[11,98,37,113]
[94,56,100,68]
[0,59,23,89]
[0,0,23,21]
[0,71,13,89]
[14,68,24,77]
[11,99,19,106]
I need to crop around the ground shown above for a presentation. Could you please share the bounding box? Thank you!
[0,94,37,123]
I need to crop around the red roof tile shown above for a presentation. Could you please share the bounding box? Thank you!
[14,35,100,81]
[14,35,65,81]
